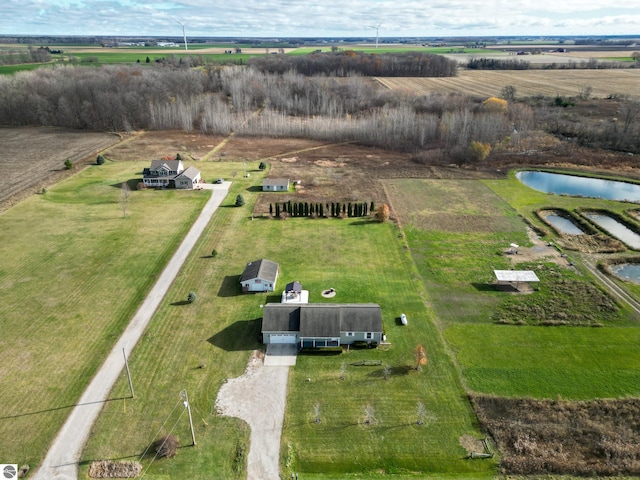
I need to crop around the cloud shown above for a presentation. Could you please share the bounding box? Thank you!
[1,0,639,36]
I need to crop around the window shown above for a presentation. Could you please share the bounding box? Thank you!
[365,332,373,339]
[346,332,354,337]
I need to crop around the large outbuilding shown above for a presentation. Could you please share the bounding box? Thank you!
[240,259,279,293]
[261,303,383,348]
[262,178,290,192]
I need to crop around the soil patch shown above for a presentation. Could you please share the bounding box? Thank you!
[0,127,120,211]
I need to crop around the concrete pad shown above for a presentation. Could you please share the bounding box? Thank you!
[264,344,298,366]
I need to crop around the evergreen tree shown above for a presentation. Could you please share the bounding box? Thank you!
[269,203,273,216]
[283,202,288,213]
[319,203,324,217]
[304,203,309,216]
[370,201,375,213]
[275,203,280,218]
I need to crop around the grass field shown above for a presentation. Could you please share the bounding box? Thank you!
[0,159,246,469]
[79,167,496,477]
[385,175,640,402]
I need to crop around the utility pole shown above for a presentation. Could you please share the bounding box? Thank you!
[122,348,134,398]
[182,389,196,446]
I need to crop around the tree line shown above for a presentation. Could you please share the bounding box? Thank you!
[0,61,637,155]
[0,46,52,65]
[269,201,374,218]
[248,51,458,77]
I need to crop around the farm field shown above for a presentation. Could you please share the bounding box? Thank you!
[0,161,213,468]
[385,176,640,474]
[0,128,120,209]
[81,185,496,479]
[376,69,640,100]
[4,124,640,477]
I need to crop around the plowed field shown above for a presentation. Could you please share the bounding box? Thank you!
[376,69,640,100]
[0,127,120,209]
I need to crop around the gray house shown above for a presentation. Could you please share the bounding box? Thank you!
[262,303,383,348]
[143,159,201,189]
[262,178,290,192]
[240,259,279,293]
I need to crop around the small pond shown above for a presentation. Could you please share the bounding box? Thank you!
[610,263,640,284]
[544,213,584,235]
[517,171,640,202]
[584,212,640,249]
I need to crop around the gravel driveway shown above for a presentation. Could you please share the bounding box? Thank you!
[216,347,295,480]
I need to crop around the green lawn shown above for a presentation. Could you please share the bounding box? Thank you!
[386,175,640,401]
[0,160,245,469]
[81,172,496,477]
[445,325,640,399]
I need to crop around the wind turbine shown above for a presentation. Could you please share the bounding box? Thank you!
[370,22,382,49]
[175,20,188,50]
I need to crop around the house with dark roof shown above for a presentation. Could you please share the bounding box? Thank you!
[142,159,202,189]
[262,178,290,192]
[240,259,279,292]
[261,303,383,348]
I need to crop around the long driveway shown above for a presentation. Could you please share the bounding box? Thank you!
[32,182,231,480]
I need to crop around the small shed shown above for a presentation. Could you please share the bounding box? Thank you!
[262,178,290,192]
[494,270,539,291]
[240,259,279,292]
[282,281,308,304]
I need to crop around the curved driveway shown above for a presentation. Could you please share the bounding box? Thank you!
[32,182,231,480]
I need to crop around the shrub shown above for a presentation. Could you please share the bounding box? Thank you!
[375,204,389,223]
[235,194,245,207]
[64,158,73,170]
[211,249,218,258]
[187,292,197,303]
[259,161,266,170]
[155,434,179,458]
[483,96,508,113]
[468,141,492,162]
[96,154,105,165]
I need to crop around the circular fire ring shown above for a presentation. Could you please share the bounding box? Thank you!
[321,288,336,298]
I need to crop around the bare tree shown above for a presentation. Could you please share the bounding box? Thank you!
[314,402,321,424]
[363,404,376,425]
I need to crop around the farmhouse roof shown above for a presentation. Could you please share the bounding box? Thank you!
[262,304,301,332]
[262,303,382,337]
[262,178,289,187]
[179,165,201,180]
[149,160,182,172]
[494,270,540,283]
[240,259,279,283]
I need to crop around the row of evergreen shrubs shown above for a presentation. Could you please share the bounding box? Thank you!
[269,201,374,218]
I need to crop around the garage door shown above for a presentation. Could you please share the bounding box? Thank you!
[270,334,297,344]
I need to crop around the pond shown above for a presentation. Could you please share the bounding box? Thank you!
[584,212,640,249]
[610,263,640,284]
[544,213,584,235]
[516,171,640,202]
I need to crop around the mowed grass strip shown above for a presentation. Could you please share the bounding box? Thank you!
[81,185,496,477]
[0,162,210,467]
[445,325,640,399]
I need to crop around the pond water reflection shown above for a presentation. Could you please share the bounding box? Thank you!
[517,171,640,202]
[544,214,584,235]
[610,263,640,284]
[584,213,640,249]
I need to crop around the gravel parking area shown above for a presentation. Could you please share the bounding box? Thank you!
[216,350,293,480]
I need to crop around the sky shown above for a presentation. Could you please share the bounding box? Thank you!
[1,0,639,38]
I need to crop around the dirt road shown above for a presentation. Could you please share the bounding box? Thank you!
[31,182,230,480]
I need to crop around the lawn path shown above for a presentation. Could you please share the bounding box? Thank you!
[31,182,231,480]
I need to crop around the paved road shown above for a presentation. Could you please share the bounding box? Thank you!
[32,182,231,480]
